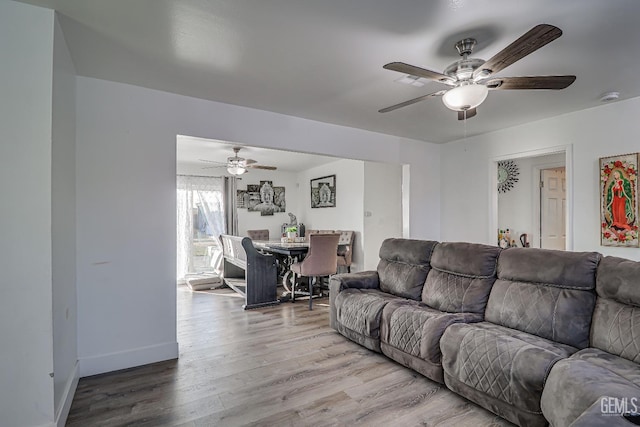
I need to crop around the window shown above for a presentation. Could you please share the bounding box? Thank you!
[176,175,226,281]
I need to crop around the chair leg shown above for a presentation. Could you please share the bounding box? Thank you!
[291,272,297,303]
[309,277,315,310]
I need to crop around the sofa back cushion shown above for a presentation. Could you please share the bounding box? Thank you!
[591,256,640,363]
[422,242,501,314]
[485,248,600,349]
[377,238,438,300]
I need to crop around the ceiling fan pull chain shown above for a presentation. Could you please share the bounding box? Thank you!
[463,111,468,152]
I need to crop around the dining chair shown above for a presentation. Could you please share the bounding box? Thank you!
[336,230,355,273]
[290,233,340,310]
[247,229,269,241]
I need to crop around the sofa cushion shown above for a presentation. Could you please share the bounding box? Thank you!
[485,248,600,349]
[441,321,576,427]
[334,288,402,352]
[568,398,639,427]
[592,256,640,362]
[541,347,640,427]
[430,241,500,277]
[591,298,640,363]
[595,256,640,306]
[379,299,483,383]
[376,238,438,300]
[422,242,500,314]
[497,247,600,289]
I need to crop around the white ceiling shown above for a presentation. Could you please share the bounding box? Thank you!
[177,135,338,172]
[16,0,640,144]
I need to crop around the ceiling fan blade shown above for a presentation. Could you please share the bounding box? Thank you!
[201,165,225,170]
[198,158,226,165]
[247,165,277,170]
[383,62,454,84]
[485,75,576,90]
[378,90,447,113]
[473,24,563,79]
[457,108,477,120]
[245,159,257,165]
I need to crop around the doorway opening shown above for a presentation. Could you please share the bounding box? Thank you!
[538,166,566,250]
[491,145,572,250]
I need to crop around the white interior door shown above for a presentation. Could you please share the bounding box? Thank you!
[540,167,566,250]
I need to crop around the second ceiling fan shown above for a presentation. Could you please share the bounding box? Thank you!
[379,24,576,120]
[200,147,277,175]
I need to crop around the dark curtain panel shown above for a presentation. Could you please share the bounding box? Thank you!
[224,176,238,235]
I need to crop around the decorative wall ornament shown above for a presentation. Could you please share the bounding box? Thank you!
[600,153,638,247]
[497,160,519,193]
[310,175,336,208]
[237,180,286,216]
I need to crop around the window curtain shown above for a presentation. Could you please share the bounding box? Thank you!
[224,176,239,236]
[176,175,226,280]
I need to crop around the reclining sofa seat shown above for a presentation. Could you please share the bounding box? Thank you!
[541,256,640,427]
[329,238,437,352]
[380,241,501,383]
[440,247,601,427]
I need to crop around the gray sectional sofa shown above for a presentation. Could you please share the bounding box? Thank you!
[329,238,640,427]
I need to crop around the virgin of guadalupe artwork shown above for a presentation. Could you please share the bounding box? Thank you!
[600,153,639,247]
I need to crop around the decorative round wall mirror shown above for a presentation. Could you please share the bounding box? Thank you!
[497,160,519,193]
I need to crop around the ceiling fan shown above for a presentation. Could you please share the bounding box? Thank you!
[379,24,576,120]
[199,147,277,175]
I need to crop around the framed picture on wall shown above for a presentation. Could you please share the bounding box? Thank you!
[310,175,336,208]
[599,153,639,247]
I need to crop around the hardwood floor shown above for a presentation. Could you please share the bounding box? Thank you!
[66,286,513,426]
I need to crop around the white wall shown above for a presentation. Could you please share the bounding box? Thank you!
[498,153,564,247]
[441,97,640,261]
[400,140,441,240]
[363,162,403,270]
[75,76,441,376]
[0,2,56,426]
[75,86,180,377]
[52,13,79,424]
[297,159,366,271]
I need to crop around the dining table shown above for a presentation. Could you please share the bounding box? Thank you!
[252,240,309,300]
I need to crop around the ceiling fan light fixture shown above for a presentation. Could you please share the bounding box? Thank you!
[227,162,247,175]
[442,84,489,111]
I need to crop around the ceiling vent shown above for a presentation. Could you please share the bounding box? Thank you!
[599,91,620,102]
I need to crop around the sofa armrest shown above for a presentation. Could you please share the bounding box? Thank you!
[329,271,380,330]
[330,270,380,290]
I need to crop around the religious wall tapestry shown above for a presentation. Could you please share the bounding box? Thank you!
[237,181,286,216]
[600,153,639,247]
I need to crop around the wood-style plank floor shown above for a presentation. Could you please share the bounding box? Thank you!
[66,286,513,426]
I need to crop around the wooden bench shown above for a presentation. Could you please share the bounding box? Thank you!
[220,234,280,309]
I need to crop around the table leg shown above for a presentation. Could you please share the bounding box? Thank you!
[280,255,300,301]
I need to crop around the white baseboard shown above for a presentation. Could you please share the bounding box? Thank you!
[79,341,179,377]
[55,361,79,427]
